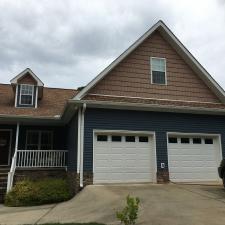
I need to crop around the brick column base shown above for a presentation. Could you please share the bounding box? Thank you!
[67,171,93,194]
[157,170,169,183]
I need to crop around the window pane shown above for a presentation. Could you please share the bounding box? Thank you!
[152,71,166,84]
[139,136,148,142]
[21,85,33,95]
[181,138,190,144]
[205,138,213,144]
[112,136,121,142]
[21,95,32,105]
[151,58,165,72]
[125,136,135,142]
[97,135,108,142]
[169,137,177,143]
[193,138,202,144]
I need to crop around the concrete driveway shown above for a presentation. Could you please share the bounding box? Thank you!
[0,183,225,225]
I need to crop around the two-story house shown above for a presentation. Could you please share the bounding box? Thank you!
[0,20,224,202]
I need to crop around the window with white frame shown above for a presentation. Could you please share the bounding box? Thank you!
[151,57,166,84]
[26,131,53,150]
[19,84,34,106]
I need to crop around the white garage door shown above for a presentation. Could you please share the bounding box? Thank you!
[93,132,155,184]
[168,134,222,182]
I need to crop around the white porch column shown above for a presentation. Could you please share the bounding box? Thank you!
[15,122,20,152]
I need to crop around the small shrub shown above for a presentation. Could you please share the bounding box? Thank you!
[5,178,72,206]
[116,195,140,225]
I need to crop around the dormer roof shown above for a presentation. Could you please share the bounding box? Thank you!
[10,68,44,86]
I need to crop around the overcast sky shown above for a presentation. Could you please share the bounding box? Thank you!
[0,0,224,89]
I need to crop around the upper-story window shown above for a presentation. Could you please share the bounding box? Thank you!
[19,84,34,106]
[151,57,166,85]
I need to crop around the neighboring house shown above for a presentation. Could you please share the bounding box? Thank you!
[0,20,225,201]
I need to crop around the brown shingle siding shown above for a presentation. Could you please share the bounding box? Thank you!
[88,31,220,104]
[18,73,37,85]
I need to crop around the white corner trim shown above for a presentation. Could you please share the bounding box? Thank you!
[35,86,38,108]
[14,85,18,107]
[74,20,225,103]
[10,68,44,86]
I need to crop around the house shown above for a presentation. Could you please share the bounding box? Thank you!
[0,20,225,202]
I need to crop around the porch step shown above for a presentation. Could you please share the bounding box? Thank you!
[0,172,8,204]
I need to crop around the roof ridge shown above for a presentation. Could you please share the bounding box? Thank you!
[44,86,77,91]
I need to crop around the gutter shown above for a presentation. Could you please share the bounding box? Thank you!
[68,99,225,115]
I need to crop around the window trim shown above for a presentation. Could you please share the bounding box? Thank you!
[150,57,167,85]
[19,84,35,106]
[25,130,53,150]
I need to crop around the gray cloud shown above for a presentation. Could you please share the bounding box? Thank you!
[0,0,224,90]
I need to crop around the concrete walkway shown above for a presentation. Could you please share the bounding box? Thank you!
[0,183,225,225]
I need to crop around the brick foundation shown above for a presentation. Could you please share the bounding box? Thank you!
[157,169,169,183]
[67,172,80,194]
[83,172,93,186]
[66,171,93,194]
[15,169,67,183]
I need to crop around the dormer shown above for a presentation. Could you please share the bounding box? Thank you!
[10,68,44,108]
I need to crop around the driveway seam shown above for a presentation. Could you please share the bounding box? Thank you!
[34,203,58,225]
[174,183,225,204]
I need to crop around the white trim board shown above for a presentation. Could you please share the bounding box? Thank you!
[74,20,225,103]
[92,129,157,183]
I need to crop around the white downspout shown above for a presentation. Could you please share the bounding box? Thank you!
[77,108,81,173]
[80,103,86,188]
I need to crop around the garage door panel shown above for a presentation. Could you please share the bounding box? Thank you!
[168,135,221,182]
[94,132,154,184]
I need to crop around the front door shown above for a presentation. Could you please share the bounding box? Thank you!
[0,130,11,165]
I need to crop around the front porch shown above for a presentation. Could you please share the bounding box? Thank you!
[0,122,71,201]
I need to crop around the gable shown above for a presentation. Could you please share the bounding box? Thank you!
[85,31,220,103]
[18,73,38,85]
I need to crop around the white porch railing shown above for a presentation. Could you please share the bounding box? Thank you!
[7,150,68,192]
[16,150,68,168]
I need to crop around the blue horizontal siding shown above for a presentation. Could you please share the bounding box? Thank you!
[84,108,225,172]
[66,113,78,171]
